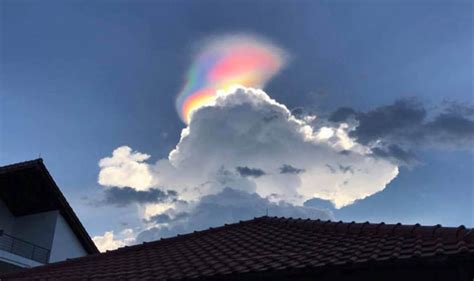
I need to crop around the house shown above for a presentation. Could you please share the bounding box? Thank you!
[2,216,473,280]
[0,159,98,272]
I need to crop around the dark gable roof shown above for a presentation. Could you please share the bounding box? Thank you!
[2,217,473,280]
[0,159,99,255]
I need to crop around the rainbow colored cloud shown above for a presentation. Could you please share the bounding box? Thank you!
[176,35,286,124]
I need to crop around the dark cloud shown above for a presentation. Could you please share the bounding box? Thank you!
[421,113,474,144]
[99,187,177,207]
[145,213,172,224]
[328,107,357,123]
[236,166,266,178]
[304,198,336,211]
[329,99,474,165]
[325,164,336,174]
[324,164,354,174]
[263,113,279,123]
[348,99,426,145]
[146,212,189,224]
[136,188,332,242]
[442,101,474,117]
[291,107,304,117]
[339,150,352,156]
[371,145,418,166]
[279,164,305,174]
[338,165,354,174]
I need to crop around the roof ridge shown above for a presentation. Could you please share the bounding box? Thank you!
[259,216,472,239]
[2,216,473,280]
[0,158,43,173]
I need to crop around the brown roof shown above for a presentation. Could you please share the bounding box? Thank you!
[0,159,99,255]
[2,216,473,280]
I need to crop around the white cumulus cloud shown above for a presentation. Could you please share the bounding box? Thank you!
[97,87,399,239]
[92,229,135,252]
[98,146,155,190]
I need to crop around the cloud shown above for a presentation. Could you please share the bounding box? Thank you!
[92,229,135,252]
[176,34,287,123]
[136,188,332,242]
[98,146,155,190]
[371,145,418,167]
[99,87,398,211]
[98,187,177,207]
[279,164,305,174]
[96,87,474,243]
[95,87,405,245]
[337,99,427,145]
[421,113,474,146]
[236,166,266,178]
[338,164,354,174]
[443,101,474,117]
[329,99,474,165]
[146,212,189,224]
[169,87,399,208]
[328,107,357,123]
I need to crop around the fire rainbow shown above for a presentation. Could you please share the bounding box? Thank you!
[176,35,286,124]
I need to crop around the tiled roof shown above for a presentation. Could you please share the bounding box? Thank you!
[2,217,473,280]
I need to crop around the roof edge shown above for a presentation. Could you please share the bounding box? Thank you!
[1,215,473,279]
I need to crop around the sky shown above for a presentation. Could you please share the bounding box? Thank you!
[1,0,472,251]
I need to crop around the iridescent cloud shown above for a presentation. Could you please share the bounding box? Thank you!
[176,35,286,123]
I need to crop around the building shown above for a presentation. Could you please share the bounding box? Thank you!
[0,159,98,272]
[2,217,473,280]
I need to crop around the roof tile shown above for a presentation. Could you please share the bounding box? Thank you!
[2,216,473,280]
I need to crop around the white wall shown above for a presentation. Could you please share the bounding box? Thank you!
[12,211,58,250]
[0,207,58,267]
[0,201,89,264]
[49,214,87,262]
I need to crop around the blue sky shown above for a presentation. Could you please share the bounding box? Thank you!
[1,0,472,250]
